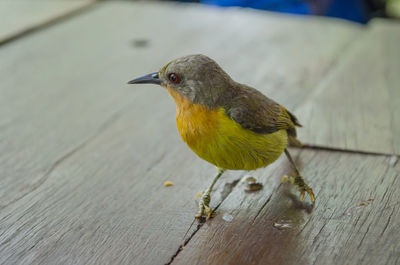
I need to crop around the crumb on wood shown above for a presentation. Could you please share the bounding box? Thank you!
[344,198,375,215]
[245,182,263,192]
[164,181,174,187]
[360,198,374,206]
[242,175,263,192]
[273,221,292,230]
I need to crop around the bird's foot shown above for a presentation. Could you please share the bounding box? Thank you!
[194,190,215,220]
[282,175,315,203]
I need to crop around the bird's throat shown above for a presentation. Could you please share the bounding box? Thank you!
[166,86,219,147]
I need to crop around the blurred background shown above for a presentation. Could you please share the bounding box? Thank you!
[166,0,400,23]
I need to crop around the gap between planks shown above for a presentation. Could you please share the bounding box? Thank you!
[1,2,394,262]
[0,0,98,46]
[166,177,242,265]
[166,143,399,265]
[164,23,396,264]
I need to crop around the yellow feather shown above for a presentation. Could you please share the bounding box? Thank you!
[167,87,288,170]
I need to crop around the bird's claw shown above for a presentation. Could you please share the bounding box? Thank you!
[282,175,315,203]
[195,191,215,220]
[304,186,315,202]
[298,186,315,202]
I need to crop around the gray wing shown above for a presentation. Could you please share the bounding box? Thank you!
[223,84,301,136]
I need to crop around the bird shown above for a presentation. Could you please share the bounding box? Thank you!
[128,54,315,220]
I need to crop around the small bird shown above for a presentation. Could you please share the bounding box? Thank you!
[128,54,315,220]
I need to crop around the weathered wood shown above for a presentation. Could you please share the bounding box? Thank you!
[0,0,95,45]
[297,19,400,155]
[0,103,240,264]
[0,1,383,264]
[172,150,400,265]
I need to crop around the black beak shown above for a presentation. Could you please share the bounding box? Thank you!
[127,72,161,85]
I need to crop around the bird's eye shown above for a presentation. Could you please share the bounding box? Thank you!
[168,73,180,84]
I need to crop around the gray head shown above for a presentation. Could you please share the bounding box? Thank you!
[128,54,235,107]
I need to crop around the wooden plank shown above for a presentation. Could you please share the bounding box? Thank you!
[0,101,241,264]
[0,1,363,264]
[0,0,95,45]
[0,0,360,222]
[297,19,400,155]
[212,10,363,111]
[171,150,400,265]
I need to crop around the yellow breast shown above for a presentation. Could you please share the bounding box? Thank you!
[167,87,288,170]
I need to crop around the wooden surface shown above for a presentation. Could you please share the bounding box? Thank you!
[0,1,399,265]
[297,19,400,155]
[172,150,400,265]
[0,0,95,45]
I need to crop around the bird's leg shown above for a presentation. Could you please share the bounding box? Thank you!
[282,149,315,202]
[195,167,225,220]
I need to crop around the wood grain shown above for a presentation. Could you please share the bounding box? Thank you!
[0,1,392,264]
[172,149,400,265]
[0,0,95,45]
[0,1,359,218]
[297,19,400,155]
[0,101,241,264]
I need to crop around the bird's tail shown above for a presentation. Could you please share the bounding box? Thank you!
[286,109,303,147]
[288,135,303,147]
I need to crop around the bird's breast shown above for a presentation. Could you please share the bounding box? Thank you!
[166,87,288,170]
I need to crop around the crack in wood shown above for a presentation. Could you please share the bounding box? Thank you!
[166,177,241,265]
[380,206,395,237]
[298,143,397,157]
[0,1,98,46]
[357,222,372,249]
[0,111,121,211]
[252,195,272,224]
[165,222,202,265]
[165,143,398,264]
